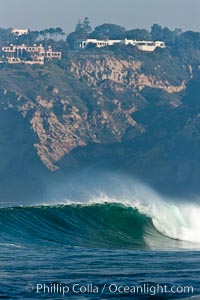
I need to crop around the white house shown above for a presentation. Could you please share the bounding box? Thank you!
[45,46,62,59]
[74,38,166,52]
[11,29,29,36]
[2,44,62,64]
[124,39,165,51]
[74,39,121,49]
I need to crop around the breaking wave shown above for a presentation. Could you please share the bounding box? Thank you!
[1,174,200,250]
[0,199,200,250]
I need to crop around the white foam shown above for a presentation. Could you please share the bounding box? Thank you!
[78,181,200,244]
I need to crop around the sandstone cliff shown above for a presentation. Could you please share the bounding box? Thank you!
[0,47,200,200]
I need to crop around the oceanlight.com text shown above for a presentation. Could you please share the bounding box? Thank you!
[24,282,194,296]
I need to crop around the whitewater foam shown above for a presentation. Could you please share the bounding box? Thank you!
[74,181,200,244]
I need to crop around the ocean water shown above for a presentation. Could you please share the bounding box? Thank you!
[1,178,200,299]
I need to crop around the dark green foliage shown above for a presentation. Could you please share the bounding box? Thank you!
[182,74,200,109]
[151,24,177,45]
[67,17,92,48]
[0,27,15,45]
[141,87,181,107]
[176,31,200,50]
[38,27,65,41]
[126,29,151,40]
[82,17,92,35]
[90,23,126,40]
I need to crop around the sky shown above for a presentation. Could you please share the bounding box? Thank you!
[0,0,199,34]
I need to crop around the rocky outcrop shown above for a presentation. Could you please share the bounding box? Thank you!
[0,50,194,175]
[0,86,140,171]
[29,99,139,170]
[70,55,186,93]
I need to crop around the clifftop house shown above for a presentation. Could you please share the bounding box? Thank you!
[74,38,166,52]
[11,29,29,36]
[1,44,62,65]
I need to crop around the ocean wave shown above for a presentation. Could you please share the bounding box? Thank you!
[0,201,199,250]
[1,173,200,250]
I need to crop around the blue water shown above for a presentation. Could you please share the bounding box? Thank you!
[1,245,200,299]
[0,203,200,299]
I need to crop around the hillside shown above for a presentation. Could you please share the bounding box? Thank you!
[0,42,200,202]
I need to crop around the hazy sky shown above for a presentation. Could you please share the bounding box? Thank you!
[0,0,199,33]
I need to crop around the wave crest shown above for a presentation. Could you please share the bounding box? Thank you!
[0,201,199,250]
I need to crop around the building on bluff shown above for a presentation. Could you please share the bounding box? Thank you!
[74,38,166,52]
[11,28,29,36]
[1,44,62,65]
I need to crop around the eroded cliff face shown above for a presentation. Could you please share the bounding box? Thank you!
[0,66,141,170]
[30,97,138,171]
[70,55,186,93]
[0,52,192,172]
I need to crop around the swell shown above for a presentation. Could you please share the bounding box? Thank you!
[0,203,196,250]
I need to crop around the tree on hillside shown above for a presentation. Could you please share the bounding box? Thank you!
[183,31,200,48]
[174,28,183,36]
[75,19,84,35]
[126,29,151,40]
[151,24,163,40]
[67,18,92,48]
[15,31,39,45]
[0,28,15,45]
[175,31,200,50]
[151,24,177,45]
[90,23,126,40]
[37,28,65,41]
[54,27,65,41]
[83,17,92,35]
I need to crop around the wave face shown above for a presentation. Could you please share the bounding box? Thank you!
[1,173,200,250]
[0,202,199,250]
